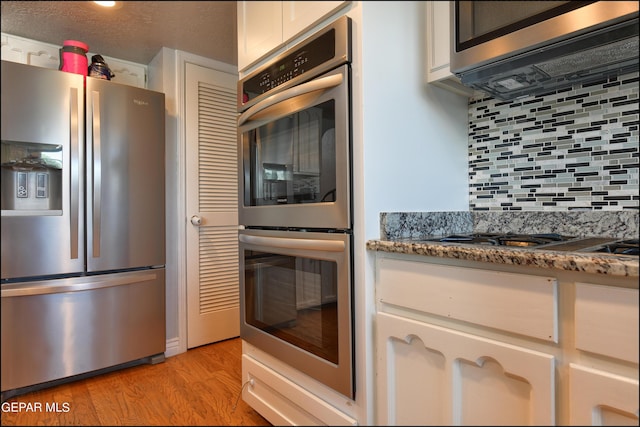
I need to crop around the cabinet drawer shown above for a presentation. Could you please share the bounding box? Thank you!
[574,283,639,364]
[241,354,357,426]
[377,258,558,342]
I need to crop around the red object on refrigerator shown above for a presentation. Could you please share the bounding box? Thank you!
[58,40,89,77]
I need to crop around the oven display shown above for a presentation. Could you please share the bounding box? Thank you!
[241,29,336,105]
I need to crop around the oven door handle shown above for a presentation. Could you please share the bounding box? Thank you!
[239,234,345,252]
[238,73,344,126]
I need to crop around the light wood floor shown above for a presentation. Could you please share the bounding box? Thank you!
[0,338,271,426]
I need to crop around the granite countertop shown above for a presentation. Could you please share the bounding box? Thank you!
[366,238,639,278]
[367,211,639,278]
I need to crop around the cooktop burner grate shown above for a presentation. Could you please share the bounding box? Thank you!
[429,233,575,247]
[592,239,639,256]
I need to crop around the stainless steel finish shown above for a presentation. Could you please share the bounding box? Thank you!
[91,91,102,257]
[450,1,639,100]
[190,215,202,226]
[1,270,159,297]
[239,233,345,252]
[238,65,351,230]
[1,60,85,279]
[451,1,638,72]
[239,228,354,398]
[1,269,166,392]
[238,17,354,400]
[1,168,62,210]
[238,73,344,127]
[85,78,166,272]
[1,60,167,396]
[70,87,80,261]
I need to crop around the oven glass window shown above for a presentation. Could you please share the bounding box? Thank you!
[245,100,337,207]
[244,250,339,364]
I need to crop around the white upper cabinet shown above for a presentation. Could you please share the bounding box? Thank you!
[237,1,348,72]
[425,1,474,97]
[237,1,283,73]
[281,1,345,42]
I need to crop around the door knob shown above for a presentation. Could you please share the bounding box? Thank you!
[190,215,202,226]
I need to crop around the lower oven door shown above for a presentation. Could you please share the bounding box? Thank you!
[239,228,353,399]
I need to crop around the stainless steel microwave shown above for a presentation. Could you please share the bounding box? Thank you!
[450,1,639,100]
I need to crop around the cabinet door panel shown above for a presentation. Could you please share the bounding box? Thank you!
[237,1,283,71]
[376,312,555,425]
[282,1,347,42]
[575,283,639,364]
[386,334,447,425]
[426,0,452,80]
[569,364,639,426]
[424,1,474,96]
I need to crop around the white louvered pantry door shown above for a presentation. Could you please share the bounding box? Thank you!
[185,62,239,348]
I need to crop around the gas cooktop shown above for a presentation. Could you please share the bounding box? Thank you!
[423,233,639,257]
[425,233,574,247]
[590,239,639,256]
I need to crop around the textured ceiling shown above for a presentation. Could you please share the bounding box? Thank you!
[1,1,237,66]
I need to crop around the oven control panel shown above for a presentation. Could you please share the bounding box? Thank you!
[254,49,316,93]
[238,16,351,111]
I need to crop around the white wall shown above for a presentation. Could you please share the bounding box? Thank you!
[347,2,470,423]
[359,1,469,241]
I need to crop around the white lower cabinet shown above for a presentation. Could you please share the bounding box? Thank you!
[374,254,639,426]
[569,364,639,426]
[376,312,555,425]
[569,283,639,426]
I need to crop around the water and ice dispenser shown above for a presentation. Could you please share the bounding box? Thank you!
[1,140,62,213]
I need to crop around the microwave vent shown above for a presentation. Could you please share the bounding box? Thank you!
[536,36,639,77]
[452,3,639,101]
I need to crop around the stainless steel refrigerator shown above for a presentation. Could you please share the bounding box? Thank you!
[0,60,166,399]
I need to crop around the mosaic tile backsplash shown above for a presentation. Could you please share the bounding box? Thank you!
[468,71,639,211]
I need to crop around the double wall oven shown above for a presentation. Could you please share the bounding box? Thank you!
[237,17,354,399]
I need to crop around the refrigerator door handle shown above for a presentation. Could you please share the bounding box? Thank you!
[91,91,102,258]
[1,270,160,298]
[70,87,80,260]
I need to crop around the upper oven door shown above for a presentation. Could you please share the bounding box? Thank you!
[238,64,350,230]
